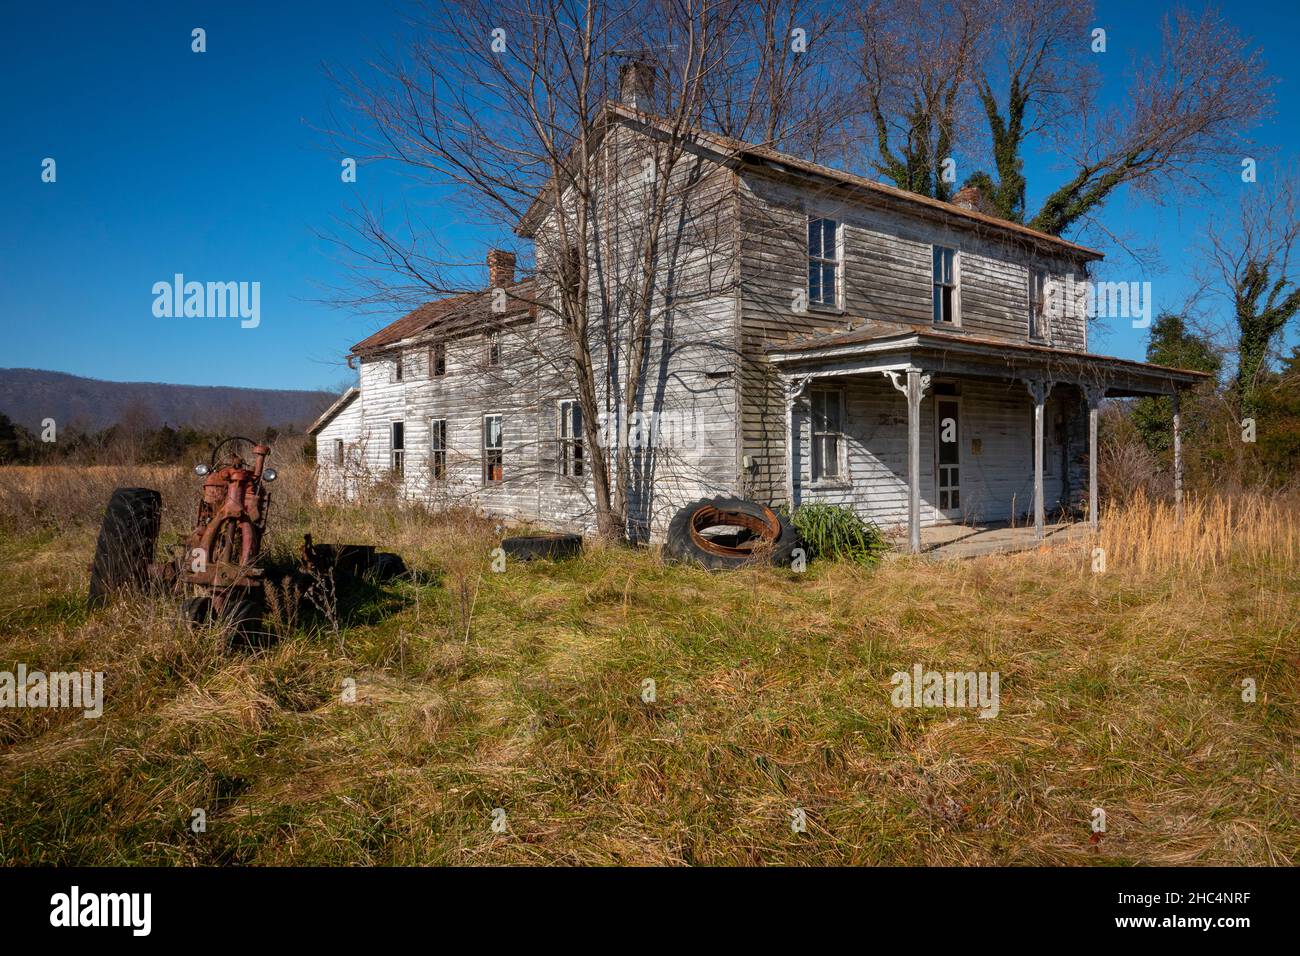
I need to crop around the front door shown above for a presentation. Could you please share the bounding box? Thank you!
[935,398,962,519]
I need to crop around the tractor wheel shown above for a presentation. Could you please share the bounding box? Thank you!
[181,596,212,626]
[88,487,162,609]
[664,497,800,571]
[220,596,267,648]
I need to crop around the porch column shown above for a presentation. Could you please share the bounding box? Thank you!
[1172,391,1183,522]
[1025,379,1054,541]
[885,368,932,553]
[1083,385,1106,533]
[783,374,812,511]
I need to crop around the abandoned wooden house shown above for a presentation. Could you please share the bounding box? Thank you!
[310,67,1207,551]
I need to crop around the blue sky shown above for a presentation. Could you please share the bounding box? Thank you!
[2,0,1297,392]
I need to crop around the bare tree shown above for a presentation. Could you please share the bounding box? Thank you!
[329,0,830,540]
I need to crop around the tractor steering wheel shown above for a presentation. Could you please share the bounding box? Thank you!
[208,436,260,472]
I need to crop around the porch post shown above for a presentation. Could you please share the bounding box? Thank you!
[1172,391,1183,522]
[1025,379,1054,541]
[885,368,931,553]
[1083,385,1105,533]
[783,374,812,512]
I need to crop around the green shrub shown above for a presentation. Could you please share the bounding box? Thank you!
[789,503,888,566]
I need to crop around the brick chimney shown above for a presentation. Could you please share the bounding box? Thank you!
[952,185,985,213]
[487,249,516,288]
[618,60,655,110]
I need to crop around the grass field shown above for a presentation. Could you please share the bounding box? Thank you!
[0,464,1295,865]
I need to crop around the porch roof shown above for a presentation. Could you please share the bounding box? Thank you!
[766,322,1212,397]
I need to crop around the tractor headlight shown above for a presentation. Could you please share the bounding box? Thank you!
[194,463,209,477]
[263,468,278,482]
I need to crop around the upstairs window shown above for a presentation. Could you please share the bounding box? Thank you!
[429,341,446,377]
[486,330,502,367]
[933,246,958,325]
[390,421,405,475]
[483,414,503,483]
[1028,270,1048,341]
[810,387,844,482]
[558,399,584,477]
[808,218,842,308]
[429,418,447,480]
[334,439,344,466]
[393,351,404,382]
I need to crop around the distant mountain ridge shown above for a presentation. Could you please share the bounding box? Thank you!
[0,368,338,433]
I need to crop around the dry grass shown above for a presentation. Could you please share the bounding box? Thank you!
[0,465,1295,865]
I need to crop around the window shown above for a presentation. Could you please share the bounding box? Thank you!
[810,388,844,482]
[932,246,958,325]
[1028,270,1048,340]
[393,351,404,382]
[561,245,581,323]
[558,400,584,477]
[391,421,405,475]
[486,331,502,367]
[429,341,446,377]
[483,414,503,483]
[808,218,842,308]
[429,418,447,480]
[334,438,344,466]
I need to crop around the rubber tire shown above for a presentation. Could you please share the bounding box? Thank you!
[664,497,801,571]
[88,487,162,609]
[181,596,212,626]
[370,552,408,580]
[220,596,267,647]
[501,533,583,561]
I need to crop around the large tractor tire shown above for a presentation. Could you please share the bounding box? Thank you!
[664,497,801,571]
[88,487,162,609]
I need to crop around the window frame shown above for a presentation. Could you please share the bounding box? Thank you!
[393,350,404,382]
[807,217,844,311]
[390,420,405,475]
[809,386,847,485]
[482,413,503,484]
[429,417,447,481]
[932,245,960,327]
[486,330,502,367]
[557,399,585,478]
[334,438,344,466]
[1028,269,1049,342]
[429,341,446,378]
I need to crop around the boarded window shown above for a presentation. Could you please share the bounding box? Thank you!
[810,388,843,482]
[429,341,446,377]
[483,414,503,483]
[558,400,584,477]
[430,418,447,480]
[808,218,841,308]
[933,246,957,324]
[391,421,405,475]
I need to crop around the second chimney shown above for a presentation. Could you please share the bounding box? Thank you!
[952,186,985,213]
[487,249,516,289]
[618,60,656,110]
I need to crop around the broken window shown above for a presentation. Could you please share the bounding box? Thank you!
[391,421,405,475]
[558,400,584,477]
[394,351,404,382]
[486,331,502,367]
[334,438,344,466]
[483,414,503,483]
[430,341,446,377]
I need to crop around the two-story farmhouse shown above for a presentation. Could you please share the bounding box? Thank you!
[311,69,1206,552]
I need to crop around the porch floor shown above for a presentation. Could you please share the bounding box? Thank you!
[886,519,1091,560]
